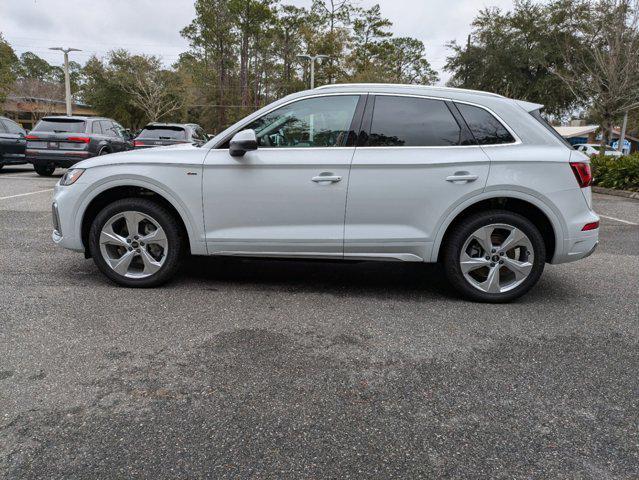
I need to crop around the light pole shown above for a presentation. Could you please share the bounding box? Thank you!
[297,54,329,89]
[49,47,82,116]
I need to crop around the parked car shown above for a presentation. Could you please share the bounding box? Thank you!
[0,116,27,169]
[26,116,133,176]
[132,123,208,149]
[573,143,623,157]
[51,84,599,302]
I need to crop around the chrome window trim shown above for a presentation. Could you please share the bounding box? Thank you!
[213,91,522,150]
[366,93,521,148]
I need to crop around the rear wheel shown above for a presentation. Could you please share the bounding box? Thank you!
[88,198,184,287]
[34,165,55,176]
[442,210,546,303]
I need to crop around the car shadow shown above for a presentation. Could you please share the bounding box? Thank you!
[179,256,459,300]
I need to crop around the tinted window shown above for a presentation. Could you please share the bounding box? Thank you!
[245,95,359,148]
[33,118,86,133]
[3,119,24,134]
[91,121,103,134]
[100,121,118,137]
[456,103,515,145]
[367,96,461,147]
[139,126,187,140]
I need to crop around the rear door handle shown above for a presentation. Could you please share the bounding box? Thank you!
[312,174,342,183]
[446,173,479,183]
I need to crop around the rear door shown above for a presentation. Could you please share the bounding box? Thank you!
[202,94,363,257]
[344,94,491,262]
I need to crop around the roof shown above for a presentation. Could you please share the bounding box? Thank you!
[144,123,189,129]
[553,125,598,138]
[42,115,96,121]
[314,83,505,99]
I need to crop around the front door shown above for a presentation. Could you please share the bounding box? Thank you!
[202,94,363,258]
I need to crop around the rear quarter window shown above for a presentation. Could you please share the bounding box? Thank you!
[456,103,515,145]
[529,109,572,148]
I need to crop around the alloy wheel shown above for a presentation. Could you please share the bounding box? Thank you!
[99,211,168,279]
[459,223,534,294]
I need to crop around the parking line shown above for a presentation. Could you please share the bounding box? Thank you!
[0,189,53,201]
[599,214,638,226]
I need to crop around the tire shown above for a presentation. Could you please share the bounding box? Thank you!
[442,210,546,303]
[88,197,184,287]
[98,148,110,156]
[34,165,55,176]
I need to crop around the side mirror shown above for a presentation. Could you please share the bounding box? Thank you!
[229,129,258,157]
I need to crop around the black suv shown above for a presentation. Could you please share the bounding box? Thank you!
[132,123,208,149]
[0,116,27,170]
[26,116,133,176]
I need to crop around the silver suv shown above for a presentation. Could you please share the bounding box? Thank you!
[51,84,599,302]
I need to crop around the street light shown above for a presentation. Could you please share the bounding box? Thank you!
[49,47,82,116]
[297,54,329,89]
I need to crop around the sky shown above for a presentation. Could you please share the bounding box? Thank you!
[1,0,521,85]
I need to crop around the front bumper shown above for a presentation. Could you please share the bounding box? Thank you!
[51,183,86,252]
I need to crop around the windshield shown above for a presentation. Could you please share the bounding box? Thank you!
[594,146,615,152]
[33,119,86,133]
[138,127,186,140]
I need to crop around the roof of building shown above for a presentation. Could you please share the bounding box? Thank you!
[553,125,599,138]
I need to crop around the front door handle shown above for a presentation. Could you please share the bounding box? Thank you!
[312,173,342,184]
[446,172,479,183]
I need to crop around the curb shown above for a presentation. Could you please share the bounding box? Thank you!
[592,186,639,200]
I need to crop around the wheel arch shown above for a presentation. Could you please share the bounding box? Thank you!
[431,191,566,264]
[78,179,203,258]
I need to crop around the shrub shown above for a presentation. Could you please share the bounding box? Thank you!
[590,153,639,191]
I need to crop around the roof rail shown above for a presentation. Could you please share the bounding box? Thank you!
[314,83,504,98]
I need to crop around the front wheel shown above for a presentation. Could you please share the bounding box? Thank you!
[34,165,55,176]
[88,198,184,287]
[442,210,546,303]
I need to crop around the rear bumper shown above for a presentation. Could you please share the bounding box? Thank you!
[27,149,91,168]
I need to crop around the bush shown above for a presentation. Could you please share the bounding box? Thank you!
[590,154,639,191]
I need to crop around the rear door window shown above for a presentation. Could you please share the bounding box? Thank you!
[455,103,515,145]
[33,118,86,133]
[139,127,187,140]
[368,96,462,147]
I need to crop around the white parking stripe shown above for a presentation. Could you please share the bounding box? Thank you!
[600,214,638,226]
[0,189,53,201]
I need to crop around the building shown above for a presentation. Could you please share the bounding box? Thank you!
[553,124,599,147]
[1,95,97,130]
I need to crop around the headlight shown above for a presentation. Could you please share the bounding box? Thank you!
[60,168,85,186]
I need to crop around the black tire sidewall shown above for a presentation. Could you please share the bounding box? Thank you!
[443,210,546,303]
[88,197,183,287]
[35,165,55,176]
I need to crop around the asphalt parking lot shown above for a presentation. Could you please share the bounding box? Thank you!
[1,165,638,479]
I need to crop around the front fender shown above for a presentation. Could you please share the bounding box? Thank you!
[73,171,207,255]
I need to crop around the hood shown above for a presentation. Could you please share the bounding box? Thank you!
[73,142,199,169]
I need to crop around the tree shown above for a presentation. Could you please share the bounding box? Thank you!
[445,0,584,116]
[116,55,184,122]
[557,0,639,144]
[0,34,19,105]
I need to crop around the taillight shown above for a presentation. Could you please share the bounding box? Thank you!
[25,135,39,140]
[133,140,145,147]
[582,221,599,231]
[67,136,90,143]
[570,162,592,188]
